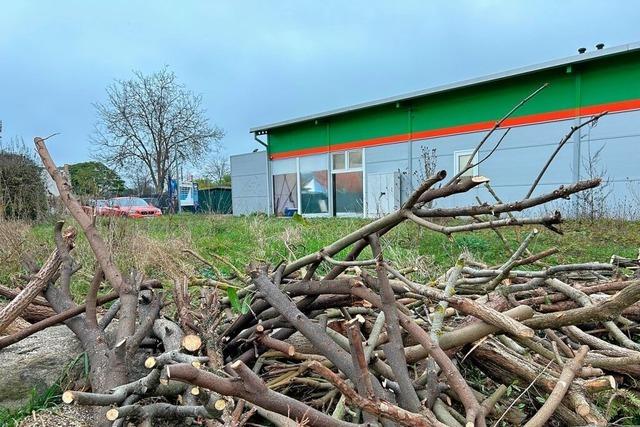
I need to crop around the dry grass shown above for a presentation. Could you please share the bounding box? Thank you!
[0,220,46,284]
[17,405,92,427]
[14,216,195,303]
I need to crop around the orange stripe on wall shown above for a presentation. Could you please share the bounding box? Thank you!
[269,99,640,160]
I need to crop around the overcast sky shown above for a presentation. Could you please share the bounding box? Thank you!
[1,1,639,174]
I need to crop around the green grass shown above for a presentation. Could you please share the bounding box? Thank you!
[0,385,62,427]
[6,214,636,302]
[123,214,639,266]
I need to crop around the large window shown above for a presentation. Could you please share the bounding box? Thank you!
[271,150,364,217]
[332,149,363,215]
[272,159,298,216]
[299,155,329,215]
[454,150,478,178]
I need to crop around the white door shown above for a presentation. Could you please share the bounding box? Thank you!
[366,172,400,217]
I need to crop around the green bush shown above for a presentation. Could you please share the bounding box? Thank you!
[68,161,125,197]
[0,150,48,221]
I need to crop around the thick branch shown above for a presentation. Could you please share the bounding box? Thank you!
[250,271,392,401]
[63,368,162,406]
[524,280,640,329]
[406,211,561,236]
[415,179,600,218]
[351,285,482,426]
[546,278,640,351]
[0,291,119,350]
[347,322,377,424]
[523,346,589,427]
[35,137,134,340]
[308,361,444,427]
[167,362,357,427]
[86,266,104,330]
[0,222,72,334]
[369,235,421,411]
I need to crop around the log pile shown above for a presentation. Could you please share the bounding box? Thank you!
[3,106,640,426]
[205,194,639,427]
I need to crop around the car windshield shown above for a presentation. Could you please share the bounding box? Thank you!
[114,198,149,207]
[96,200,107,207]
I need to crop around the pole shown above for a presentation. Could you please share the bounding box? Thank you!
[176,145,182,214]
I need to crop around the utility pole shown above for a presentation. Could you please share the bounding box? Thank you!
[175,145,182,213]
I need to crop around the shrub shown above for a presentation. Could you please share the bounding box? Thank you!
[0,146,48,220]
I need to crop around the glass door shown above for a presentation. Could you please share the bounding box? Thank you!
[331,149,364,216]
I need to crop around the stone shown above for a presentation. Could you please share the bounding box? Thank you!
[0,325,83,410]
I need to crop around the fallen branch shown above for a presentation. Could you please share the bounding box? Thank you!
[0,222,74,334]
[308,360,444,427]
[523,345,589,427]
[167,362,359,427]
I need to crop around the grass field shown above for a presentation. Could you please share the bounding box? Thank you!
[2,214,638,302]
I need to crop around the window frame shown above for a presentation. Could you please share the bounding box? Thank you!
[268,149,367,218]
[271,158,299,216]
[332,149,363,173]
[331,149,364,217]
[453,149,479,178]
[299,154,330,217]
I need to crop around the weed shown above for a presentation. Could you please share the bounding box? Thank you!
[595,389,640,425]
[0,353,88,427]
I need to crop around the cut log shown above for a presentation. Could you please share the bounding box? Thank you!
[583,376,617,393]
[182,334,202,352]
[214,399,227,411]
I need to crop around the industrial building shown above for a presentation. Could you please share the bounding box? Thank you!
[231,43,640,217]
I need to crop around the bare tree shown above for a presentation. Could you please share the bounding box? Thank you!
[92,68,225,194]
[127,167,155,196]
[575,131,613,221]
[412,145,438,208]
[204,155,231,186]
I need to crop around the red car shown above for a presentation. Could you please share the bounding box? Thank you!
[82,199,110,216]
[107,197,162,218]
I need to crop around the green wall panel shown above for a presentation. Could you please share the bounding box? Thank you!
[579,52,640,107]
[329,104,409,145]
[269,121,328,154]
[267,51,640,156]
[410,68,576,131]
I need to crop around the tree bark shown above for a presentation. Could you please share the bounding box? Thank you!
[0,291,119,350]
[167,362,358,427]
[523,346,589,427]
[369,235,421,412]
[308,361,445,427]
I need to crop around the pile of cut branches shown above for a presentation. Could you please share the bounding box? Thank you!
[3,96,640,426]
[205,173,639,427]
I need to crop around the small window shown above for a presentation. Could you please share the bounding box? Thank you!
[332,152,346,170]
[454,150,478,177]
[348,150,362,168]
